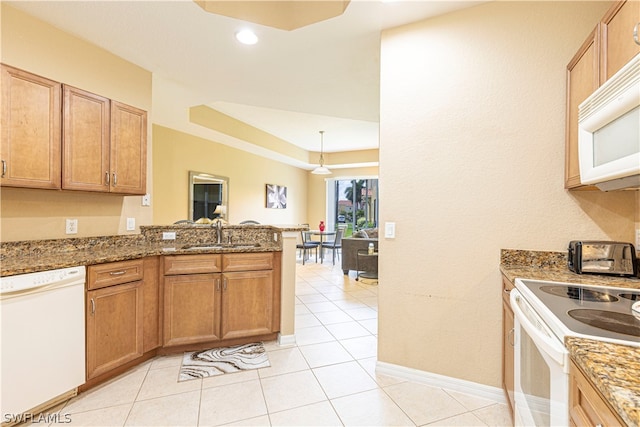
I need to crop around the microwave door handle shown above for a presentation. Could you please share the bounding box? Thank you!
[510,291,567,366]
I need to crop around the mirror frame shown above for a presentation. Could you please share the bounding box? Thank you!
[188,171,229,221]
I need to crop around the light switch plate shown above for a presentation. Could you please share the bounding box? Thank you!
[141,194,151,206]
[384,222,396,238]
[126,217,135,231]
[163,231,176,240]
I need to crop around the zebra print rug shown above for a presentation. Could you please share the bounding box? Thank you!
[178,342,270,382]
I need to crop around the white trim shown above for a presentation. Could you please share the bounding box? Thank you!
[277,333,296,347]
[376,361,507,404]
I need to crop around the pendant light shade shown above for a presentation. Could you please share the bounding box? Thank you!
[311,130,332,175]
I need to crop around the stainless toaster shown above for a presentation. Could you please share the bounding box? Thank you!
[568,241,638,277]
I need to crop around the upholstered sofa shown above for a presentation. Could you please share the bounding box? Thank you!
[341,228,378,275]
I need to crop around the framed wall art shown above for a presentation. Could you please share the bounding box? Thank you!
[266,184,287,209]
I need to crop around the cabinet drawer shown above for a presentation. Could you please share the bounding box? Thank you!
[88,259,144,290]
[502,275,514,305]
[222,253,273,272]
[164,254,222,275]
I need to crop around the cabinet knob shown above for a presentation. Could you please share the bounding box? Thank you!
[112,173,117,186]
[1,160,6,178]
[90,298,95,315]
[634,23,640,46]
[105,171,110,186]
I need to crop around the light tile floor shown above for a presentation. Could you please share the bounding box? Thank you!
[44,260,511,426]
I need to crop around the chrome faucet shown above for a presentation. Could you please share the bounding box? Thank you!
[215,219,223,244]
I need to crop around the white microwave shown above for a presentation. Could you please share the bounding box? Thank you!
[578,53,640,191]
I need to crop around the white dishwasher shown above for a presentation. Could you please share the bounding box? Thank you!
[1,266,86,419]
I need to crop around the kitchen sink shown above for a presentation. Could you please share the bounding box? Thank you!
[182,243,260,250]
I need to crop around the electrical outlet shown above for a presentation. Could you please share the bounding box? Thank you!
[636,228,640,248]
[273,233,278,242]
[126,217,135,231]
[141,194,151,206]
[66,219,78,234]
[162,231,176,240]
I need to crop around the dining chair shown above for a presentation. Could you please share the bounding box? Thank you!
[296,230,319,264]
[321,228,344,265]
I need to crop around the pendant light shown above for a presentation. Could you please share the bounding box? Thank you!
[311,130,332,175]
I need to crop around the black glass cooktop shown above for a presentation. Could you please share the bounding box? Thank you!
[515,279,640,346]
[568,309,640,337]
[540,285,618,303]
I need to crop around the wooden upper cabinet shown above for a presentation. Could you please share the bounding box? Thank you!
[63,85,110,192]
[600,0,640,82]
[110,101,147,195]
[63,89,147,195]
[1,64,147,195]
[565,27,600,190]
[1,65,61,189]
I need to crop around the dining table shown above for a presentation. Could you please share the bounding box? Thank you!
[309,230,336,263]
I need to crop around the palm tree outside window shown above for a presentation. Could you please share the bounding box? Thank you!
[334,178,378,236]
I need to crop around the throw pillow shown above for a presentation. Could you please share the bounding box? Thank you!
[364,228,378,238]
[353,230,369,238]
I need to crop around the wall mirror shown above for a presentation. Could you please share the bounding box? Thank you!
[189,171,229,221]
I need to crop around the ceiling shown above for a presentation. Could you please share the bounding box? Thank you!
[8,0,481,167]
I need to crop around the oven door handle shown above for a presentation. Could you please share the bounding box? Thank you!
[510,289,568,367]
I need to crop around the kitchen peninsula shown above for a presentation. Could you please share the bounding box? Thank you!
[1,224,304,394]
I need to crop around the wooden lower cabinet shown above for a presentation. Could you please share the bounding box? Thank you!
[86,257,159,381]
[501,275,516,420]
[162,252,280,349]
[163,273,222,347]
[569,360,625,427]
[86,280,143,380]
[222,270,274,340]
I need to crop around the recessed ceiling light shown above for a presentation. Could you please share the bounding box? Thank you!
[235,29,258,45]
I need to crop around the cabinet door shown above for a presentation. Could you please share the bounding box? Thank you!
[502,297,515,418]
[601,0,640,82]
[110,101,147,195]
[569,360,625,427]
[221,270,273,340]
[565,27,600,189]
[163,273,221,347]
[86,280,144,380]
[62,85,110,192]
[1,64,61,189]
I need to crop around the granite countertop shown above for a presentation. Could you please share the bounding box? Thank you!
[0,224,311,277]
[1,242,280,277]
[500,249,640,426]
[566,337,640,427]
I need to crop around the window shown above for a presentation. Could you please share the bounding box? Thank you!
[334,179,378,236]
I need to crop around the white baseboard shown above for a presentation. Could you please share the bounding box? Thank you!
[376,361,507,404]
[277,333,296,347]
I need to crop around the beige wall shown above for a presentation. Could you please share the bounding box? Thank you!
[153,125,310,225]
[378,1,636,388]
[1,5,153,241]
